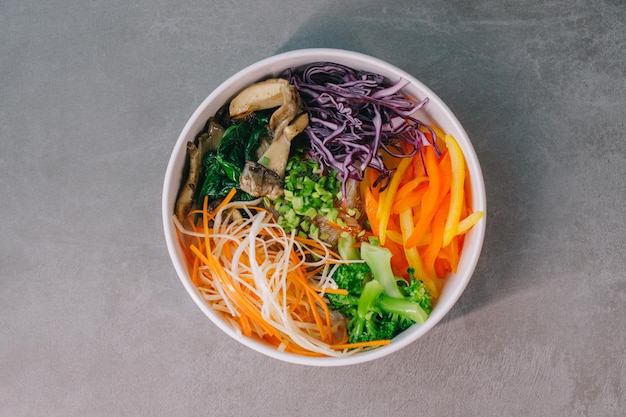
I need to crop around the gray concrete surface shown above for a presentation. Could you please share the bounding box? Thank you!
[1,1,624,416]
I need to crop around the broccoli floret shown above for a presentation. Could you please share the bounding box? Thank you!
[327,242,435,346]
[348,279,385,343]
[376,312,414,339]
[360,241,404,299]
[325,262,370,312]
[377,294,428,324]
[402,267,434,315]
[337,233,361,262]
[360,243,431,325]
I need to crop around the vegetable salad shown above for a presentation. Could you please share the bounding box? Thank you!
[173,62,483,356]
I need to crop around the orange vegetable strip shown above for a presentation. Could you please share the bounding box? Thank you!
[175,227,195,269]
[391,183,427,215]
[463,161,473,210]
[422,194,450,278]
[288,252,333,343]
[367,167,380,200]
[190,244,279,339]
[283,345,327,357]
[331,339,391,350]
[405,145,441,248]
[239,313,252,337]
[288,285,307,315]
[387,239,410,277]
[434,258,451,278]
[378,156,412,245]
[318,287,349,295]
[205,187,238,224]
[304,289,328,343]
[442,135,465,247]
[410,148,427,179]
[429,124,446,141]
[190,250,201,286]
[437,152,452,206]
[399,208,438,298]
[199,199,284,340]
[385,229,404,245]
[360,167,371,204]
[443,235,460,273]
[457,212,485,236]
[363,185,380,237]
[394,176,429,203]
[202,196,212,255]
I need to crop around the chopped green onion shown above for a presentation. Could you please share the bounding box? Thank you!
[274,151,342,237]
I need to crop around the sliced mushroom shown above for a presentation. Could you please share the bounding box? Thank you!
[229,78,291,120]
[254,134,272,160]
[261,112,309,176]
[231,78,309,199]
[203,117,226,151]
[174,118,225,222]
[239,161,284,200]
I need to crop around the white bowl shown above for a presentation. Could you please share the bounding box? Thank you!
[162,48,487,366]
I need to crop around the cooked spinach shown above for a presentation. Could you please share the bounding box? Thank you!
[197,111,270,203]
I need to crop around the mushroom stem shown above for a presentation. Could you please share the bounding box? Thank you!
[260,112,309,176]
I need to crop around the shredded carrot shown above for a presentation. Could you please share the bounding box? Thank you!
[320,287,349,295]
[174,191,385,357]
[173,125,485,357]
[331,339,391,350]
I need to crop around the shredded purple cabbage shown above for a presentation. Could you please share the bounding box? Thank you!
[286,62,437,197]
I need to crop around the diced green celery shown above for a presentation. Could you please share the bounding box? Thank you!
[326,208,339,222]
[303,207,317,218]
[291,196,304,211]
[284,208,297,223]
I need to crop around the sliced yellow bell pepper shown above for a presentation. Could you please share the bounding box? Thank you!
[442,135,465,247]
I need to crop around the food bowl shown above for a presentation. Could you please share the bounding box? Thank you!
[162,48,486,366]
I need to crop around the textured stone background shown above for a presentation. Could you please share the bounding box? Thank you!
[1,1,624,416]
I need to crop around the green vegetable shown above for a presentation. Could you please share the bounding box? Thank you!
[326,262,370,312]
[327,242,434,345]
[360,242,404,299]
[197,111,270,203]
[337,233,360,261]
[273,150,342,235]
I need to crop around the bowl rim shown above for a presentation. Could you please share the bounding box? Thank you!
[162,48,487,366]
